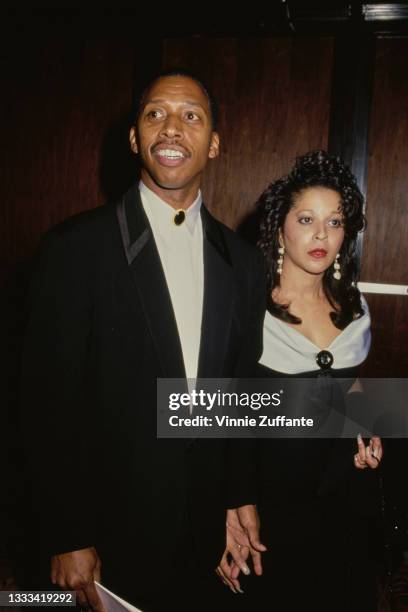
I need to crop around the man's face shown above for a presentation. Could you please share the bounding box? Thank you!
[130,76,219,197]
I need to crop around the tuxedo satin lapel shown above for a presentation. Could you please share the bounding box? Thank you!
[116,185,186,379]
[197,207,234,379]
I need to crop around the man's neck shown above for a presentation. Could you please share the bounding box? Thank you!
[140,173,200,210]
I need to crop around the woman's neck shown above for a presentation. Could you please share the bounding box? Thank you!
[276,265,325,303]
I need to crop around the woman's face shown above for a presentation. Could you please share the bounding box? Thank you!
[280,186,345,277]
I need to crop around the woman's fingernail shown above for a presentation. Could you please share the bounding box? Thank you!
[237,587,244,594]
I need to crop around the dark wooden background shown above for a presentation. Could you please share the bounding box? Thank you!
[360,38,408,376]
[163,37,333,228]
[2,33,406,377]
[0,38,139,581]
[1,13,408,595]
[0,39,135,263]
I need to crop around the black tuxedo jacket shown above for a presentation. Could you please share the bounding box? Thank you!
[20,184,266,602]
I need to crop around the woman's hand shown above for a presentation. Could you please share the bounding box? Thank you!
[354,434,383,469]
[216,541,249,594]
[216,506,266,593]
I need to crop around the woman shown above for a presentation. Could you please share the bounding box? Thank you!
[217,150,383,611]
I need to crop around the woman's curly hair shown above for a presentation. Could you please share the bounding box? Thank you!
[256,150,366,329]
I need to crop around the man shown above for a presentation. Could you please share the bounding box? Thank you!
[21,71,266,611]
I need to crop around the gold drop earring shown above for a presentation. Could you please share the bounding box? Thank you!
[333,254,341,280]
[277,246,285,275]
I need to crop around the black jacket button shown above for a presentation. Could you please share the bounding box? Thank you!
[316,350,334,370]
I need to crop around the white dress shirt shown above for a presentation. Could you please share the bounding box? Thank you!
[139,181,204,381]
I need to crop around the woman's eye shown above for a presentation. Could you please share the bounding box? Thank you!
[299,216,312,224]
[329,219,343,228]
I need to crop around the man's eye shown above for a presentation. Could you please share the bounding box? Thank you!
[147,109,163,120]
[185,111,199,121]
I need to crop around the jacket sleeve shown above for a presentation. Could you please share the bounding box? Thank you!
[20,227,96,555]
[225,249,267,509]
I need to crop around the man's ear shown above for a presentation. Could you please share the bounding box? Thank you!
[129,126,138,154]
[208,132,220,159]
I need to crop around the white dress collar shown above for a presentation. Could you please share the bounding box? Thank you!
[139,180,202,236]
[260,296,371,374]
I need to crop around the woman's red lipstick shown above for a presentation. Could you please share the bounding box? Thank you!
[308,249,327,258]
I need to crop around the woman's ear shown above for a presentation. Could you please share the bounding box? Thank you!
[278,228,284,248]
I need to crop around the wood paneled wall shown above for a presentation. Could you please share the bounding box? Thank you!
[163,36,407,377]
[360,38,408,376]
[0,39,136,263]
[0,39,138,461]
[362,39,408,286]
[163,37,334,228]
[1,35,406,379]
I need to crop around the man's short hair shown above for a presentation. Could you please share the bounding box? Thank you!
[133,69,219,130]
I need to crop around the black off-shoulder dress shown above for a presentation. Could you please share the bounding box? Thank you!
[244,300,381,611]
